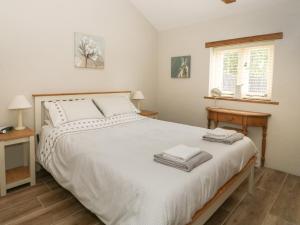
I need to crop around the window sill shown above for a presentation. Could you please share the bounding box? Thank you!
[204,96,279,105]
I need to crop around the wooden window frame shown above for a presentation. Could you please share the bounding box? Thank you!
[205,33,283,48]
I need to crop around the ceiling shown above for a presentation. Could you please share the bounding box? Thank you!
[129,0,291,30]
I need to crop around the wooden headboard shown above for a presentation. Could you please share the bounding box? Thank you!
[32,91,131,135]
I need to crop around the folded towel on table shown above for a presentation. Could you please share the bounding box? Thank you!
[154,151,213,172]
[203,132,244,145]
[206,128,237,140]
[162,144,202,162]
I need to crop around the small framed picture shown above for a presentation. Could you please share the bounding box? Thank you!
[74,32,105,69]
[171,55,191,78]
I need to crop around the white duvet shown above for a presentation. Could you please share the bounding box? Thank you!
[38,114,257,225]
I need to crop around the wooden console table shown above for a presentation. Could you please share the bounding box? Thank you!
[206,107,271,166]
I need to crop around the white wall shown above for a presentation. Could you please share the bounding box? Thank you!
[0,0,158,168]
[157,3,300,175]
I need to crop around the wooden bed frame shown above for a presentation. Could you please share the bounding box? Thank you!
[32,91,256,225]
[32,91,131,135]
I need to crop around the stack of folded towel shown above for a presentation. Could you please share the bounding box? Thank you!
[154,145,212,172]
[202,128,244,144]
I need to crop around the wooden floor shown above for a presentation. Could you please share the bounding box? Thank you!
[0,168,299,225]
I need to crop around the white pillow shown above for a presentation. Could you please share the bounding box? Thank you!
[93,96,139,117]
[44,99,104,127]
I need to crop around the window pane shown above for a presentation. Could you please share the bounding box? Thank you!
[210,44,273,99]
[248,48,269,96]
[222,52,238,93]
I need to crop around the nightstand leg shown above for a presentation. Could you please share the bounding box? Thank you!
[0,142,6,196]
[29,136,36,186]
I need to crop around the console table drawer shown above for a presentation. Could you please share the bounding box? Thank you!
[246,117,268,127]
[217,113,243,125]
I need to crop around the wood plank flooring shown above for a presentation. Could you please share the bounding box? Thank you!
[0,168,299,225]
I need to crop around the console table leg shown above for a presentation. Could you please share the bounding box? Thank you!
[262,126,267,167]
[207,119,211,129]
[242,126,248,136]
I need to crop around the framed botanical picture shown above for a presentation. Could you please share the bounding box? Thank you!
[74,32,104,69]
[171,55,191,78]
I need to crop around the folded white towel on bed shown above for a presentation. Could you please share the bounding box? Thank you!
[206,128,237,140]
[162,145,202,163]
[154,151,213,172]
[203,133,244,145]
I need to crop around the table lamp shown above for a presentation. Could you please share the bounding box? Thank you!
[132,90,145,110]
[8,95,32,130]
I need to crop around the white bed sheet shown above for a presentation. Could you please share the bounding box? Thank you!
[39,116,257,225]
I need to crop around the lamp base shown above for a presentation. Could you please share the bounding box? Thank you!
[14,126,26,131]
[15,110,26,131]
[137,101,142,111]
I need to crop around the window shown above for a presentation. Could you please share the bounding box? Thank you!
[209,42,274,99]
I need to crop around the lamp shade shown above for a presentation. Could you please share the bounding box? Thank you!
[132,91,145,100]
[8,95,32,110]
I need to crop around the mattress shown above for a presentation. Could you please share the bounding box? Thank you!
[38,113,257,225]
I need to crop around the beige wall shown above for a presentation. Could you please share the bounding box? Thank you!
[157,4,300,175]
[1,0,299,175]
[0,0,158,168]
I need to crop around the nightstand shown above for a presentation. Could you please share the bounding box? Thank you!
[139,110,159,119]
[0,128,35,196]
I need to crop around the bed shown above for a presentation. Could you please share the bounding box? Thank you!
[33,91,257,225]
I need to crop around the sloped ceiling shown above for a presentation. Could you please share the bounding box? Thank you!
[129,0,294,30]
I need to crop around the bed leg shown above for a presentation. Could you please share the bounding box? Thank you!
[248,165,255,195]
